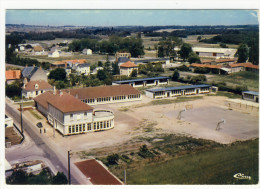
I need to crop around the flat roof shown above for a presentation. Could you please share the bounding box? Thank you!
[146,84,211,93]
[134,58,170,63]
[113,76,169,84]
[243,91,259,96]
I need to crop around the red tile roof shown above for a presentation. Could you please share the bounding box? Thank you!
[229,62,259,69]
[47,93,93,113]
[75,159,123,185]
[63,85,141,99]
[216,58,235,63]
[120,61,138,68]
[33,46,43,52]
[52,59,87,66]
[23,80,53,91]
[5,70,21,80]
[190,63,222,69]
[34,92,93,113]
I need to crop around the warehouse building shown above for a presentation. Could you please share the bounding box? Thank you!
[112,76,169,88]
[146,84,212,99]
[63,85,141,105]
[242,91,259,103]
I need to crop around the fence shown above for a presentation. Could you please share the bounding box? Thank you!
[225,101,259,112]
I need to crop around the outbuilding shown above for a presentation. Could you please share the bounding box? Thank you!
[242,91,259,103]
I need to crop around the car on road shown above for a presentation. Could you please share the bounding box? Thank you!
[36,122,43,128]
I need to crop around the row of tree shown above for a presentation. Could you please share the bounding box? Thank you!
[69,35,145,57]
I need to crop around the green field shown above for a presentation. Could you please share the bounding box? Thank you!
[209,71,259,91]
[125,139,258,184]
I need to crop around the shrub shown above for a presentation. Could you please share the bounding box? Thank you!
[107,154,120,165]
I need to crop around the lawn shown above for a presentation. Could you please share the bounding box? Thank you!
[209,71,259,91]
[125,139,258,184]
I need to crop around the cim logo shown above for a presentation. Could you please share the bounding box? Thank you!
[233,173,251,180]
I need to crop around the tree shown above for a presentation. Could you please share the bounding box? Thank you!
[6,170,28,184]
[188,52,201,64]
[52,172,68,185]
[107,154,119,165]
[112,62,119,75]
[197,36,202,41]
[179,43,192,61]
[236,43,249,63]
[97,70,107,81]
[130,69,138,77]
[172,70,180,81]
[48,68,67,81]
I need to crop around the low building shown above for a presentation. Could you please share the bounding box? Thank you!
[32,46,45,55]
[63,85,141,105]
[120,61,138,77]
[192,47,237,58]
[82,48,92,55]
[228,62,259,73]
[75,63,90,75]
[112,76,169,87]
[134,58,171,68]
[242,91,259,103]
[115,52,131,60]
[34,92,115,135]
[190,63,223,74]
[146,84,212,99]
[22,80,54,98]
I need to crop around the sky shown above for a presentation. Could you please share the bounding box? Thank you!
[5,10,259,26]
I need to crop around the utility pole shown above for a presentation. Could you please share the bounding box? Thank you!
[20,91,23,134]
[68,150,71,185]
[124,168,126,185]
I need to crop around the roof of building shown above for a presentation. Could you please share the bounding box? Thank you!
[34,91,56,109]
[77,63,90,68]
[5,70,21,80]
[216,58,235,63]
[242,91,259,96]
[229,62,259,69]
[120,61,138,68]
[51,59,87,67]
[33,46,43,52]
[48,93,93,113]
[134,58,170,63]
[146,84,212,93]
[112,76,169,84]
[118,57,130,63]
[192,47,237,55]
[63,84,140,99]
[22,66,38,78]
[23,80,53,91]
[34,91,93,113]
[75,159,122,185]
[190,63,222,69]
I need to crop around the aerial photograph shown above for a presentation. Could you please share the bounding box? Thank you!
[2,8,259,187]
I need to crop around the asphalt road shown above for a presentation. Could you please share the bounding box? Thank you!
[5,102,82,185]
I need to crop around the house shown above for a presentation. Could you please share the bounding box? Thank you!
[34,92,115,135]
[75,63,90,75]
[242,91,259,103]
[5,70,21,84]
[22,80,54,98]
[146,84,212,99]
[50,59,87,70]
[192,47,237,58]
[227,63,258,73]
[190,63,223,74]
[120,61,138,77]
[82,48,93,55]
[92,67,104,74]
[22,66,48,82]
[32,46,45,55]
[112,76,169,87]
[63,84,141,105]
[117,57,130,66]
[115,52,131,60]
[48,47,60,58]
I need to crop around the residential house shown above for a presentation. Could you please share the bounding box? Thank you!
[119,61,138,77]
[115,52,131,60]
[82,48,93,55]
[48,47,60,58]
[32,46,45,55]
[22,80,53,99]
[34,92,115,136]
[22,66,48,82]
[75,63,90,75]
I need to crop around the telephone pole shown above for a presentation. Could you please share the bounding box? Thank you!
[20,91,23,134]
[68,150,71,185]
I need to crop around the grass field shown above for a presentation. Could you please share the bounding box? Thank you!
[125,139,258,184]
[209,71,259,91]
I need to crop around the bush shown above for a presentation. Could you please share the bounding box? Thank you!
[107,154,120,165]
[138,145,154,159]
[177,65,190,72]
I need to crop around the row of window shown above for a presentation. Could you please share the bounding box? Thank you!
[243,94,254,99]
[200,87,210,92]
[82,95,141,104]
[70,112,88,120]
[97,97,111,102]
[128,94,141,99]
[68,119,113,134]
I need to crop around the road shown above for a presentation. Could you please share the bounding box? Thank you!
[5,101,91,185]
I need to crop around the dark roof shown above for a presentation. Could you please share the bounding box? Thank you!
[134,58,170,64]
[146,84,212,93]
[22,66,38,78]
[112,76,169,84]
[63,85,140,99]
[118,57,130,63]
[77,63,90,68]
[242,91,259,96]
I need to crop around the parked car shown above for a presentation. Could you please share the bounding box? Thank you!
[36,122,43,128]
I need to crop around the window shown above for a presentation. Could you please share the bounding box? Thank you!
[84,112,87,118]
[72,125,75,133]
[100,122,103,129]
[107,121,109,127]
[97,122,99,129]
[88,123,91,131]
[79,124,82,132]
[94,122,96,130]
[104,121,106,128]
[70,114,73,120]
[83,124,85,131]
[69,126,72,134]
[76,125,79,132]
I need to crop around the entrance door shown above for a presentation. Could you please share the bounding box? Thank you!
[156,81,158,85]
[167,92,170,97]
[196,89,199,94]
